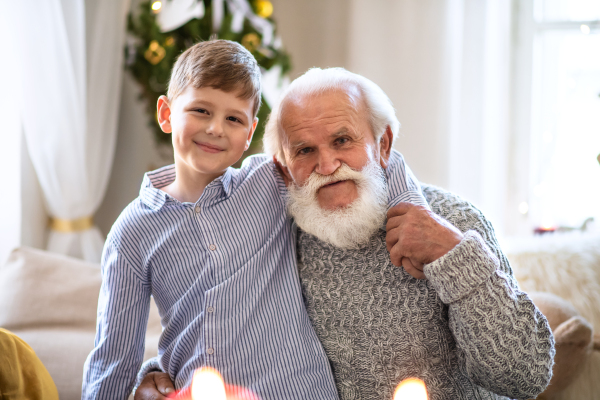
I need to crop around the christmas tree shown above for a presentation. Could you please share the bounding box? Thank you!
[126,0,291,153]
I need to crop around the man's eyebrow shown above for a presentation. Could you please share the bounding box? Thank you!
[332,128,350,137]
[332,127,361,138]
[289,140,308,149]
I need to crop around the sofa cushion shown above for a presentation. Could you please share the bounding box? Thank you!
[0,247,162,400]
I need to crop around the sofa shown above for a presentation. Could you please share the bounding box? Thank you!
[0,247,162,400]
[505,231,600,400]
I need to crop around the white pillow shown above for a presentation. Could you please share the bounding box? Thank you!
[0,247,162,400]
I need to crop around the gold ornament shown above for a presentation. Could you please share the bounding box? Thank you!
[144,40,166,65]
[242,33,261,52]
[254,0,273,18]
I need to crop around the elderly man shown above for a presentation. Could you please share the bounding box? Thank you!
[135,68,554,400]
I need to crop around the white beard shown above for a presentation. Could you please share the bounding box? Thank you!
[286,159,388,249]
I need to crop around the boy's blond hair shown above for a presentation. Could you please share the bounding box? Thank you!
[168,40,262,117]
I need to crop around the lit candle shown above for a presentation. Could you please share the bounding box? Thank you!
[188,367,258,400]
[191,368,226,400]
[393,377,428,400]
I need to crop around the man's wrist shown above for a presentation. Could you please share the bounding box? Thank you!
[424,230,498,304]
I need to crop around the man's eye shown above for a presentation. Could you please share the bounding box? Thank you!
[336,137,349,145]
[298,147,312,155]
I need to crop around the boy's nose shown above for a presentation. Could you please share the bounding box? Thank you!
[206,119,224,137]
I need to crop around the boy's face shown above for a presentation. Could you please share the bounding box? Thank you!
[157,86,258,180]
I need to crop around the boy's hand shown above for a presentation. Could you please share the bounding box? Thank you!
[386,202,463,279]
[134,372,175,400]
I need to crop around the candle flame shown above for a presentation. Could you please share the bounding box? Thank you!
[191,367,227,400]
[393,377,428,400]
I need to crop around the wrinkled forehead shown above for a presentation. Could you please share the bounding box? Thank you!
[282,84,363,113]
[279,85,366,132]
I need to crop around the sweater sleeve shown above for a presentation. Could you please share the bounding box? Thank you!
[421,185,555,400]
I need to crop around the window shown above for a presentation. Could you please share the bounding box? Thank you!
[511,0,600,234]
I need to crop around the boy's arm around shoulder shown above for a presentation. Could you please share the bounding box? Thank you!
[82,218,153,399]
[385,149,430,209]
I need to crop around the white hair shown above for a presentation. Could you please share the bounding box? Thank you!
[263,67,401,165]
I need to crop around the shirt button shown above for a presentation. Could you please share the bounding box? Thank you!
[207,306,215,313]
[194,205,201,213]
[207,348,214,355]
[209,244,217,251]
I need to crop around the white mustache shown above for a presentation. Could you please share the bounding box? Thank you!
[287,160,389,249]
[295,163,367,201]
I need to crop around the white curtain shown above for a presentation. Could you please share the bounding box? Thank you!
[9,0,130,262]
[346,0,512,236]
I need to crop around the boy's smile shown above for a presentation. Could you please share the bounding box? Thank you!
[157,86,258,202]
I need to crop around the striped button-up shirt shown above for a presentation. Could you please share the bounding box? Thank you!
[82,150,425,400]
[82,155,339,400]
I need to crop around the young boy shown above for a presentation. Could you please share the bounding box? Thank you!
[82,40,339,399]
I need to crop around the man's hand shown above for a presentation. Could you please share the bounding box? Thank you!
[134,372,175,400]
[386,203,463,279]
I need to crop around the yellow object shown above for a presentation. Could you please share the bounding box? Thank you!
[0,328,59,400]
[49,215,94,232]
[254,0,273,18]
[145,40,166,65]
[242,33,261,52]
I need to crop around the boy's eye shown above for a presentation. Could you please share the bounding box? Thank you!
[226,116,241,123]
[195,108,208,114]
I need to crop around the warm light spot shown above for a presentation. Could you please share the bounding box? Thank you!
[580,24,590,35]
[541,220,555,230]
[518,201,529,215]
[393,377,428,400]
[191,367,227,400]
[151,1,162,12]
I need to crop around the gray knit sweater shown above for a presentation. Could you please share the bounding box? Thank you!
[296,184,554,400]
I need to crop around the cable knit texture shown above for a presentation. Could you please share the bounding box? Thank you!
[296,184,554,400]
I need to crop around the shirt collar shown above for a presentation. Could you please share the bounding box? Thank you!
[139,164,234,210]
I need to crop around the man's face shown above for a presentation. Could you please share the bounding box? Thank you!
[279,86,390,210]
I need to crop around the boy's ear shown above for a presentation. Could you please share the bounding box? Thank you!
[273,156,292,186]
[157,95,172,134]
[245,117,259,151]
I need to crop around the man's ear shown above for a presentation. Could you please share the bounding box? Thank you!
[245,117,259,151]
[379,125,393,169]
[273,156,293,186]
[157,95,172,134]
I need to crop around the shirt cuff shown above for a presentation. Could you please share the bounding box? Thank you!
[133,357,163,395]
[424,230,499,304]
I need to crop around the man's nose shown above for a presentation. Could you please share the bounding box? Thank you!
[315,148,341,176]
[206,118,224,137]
